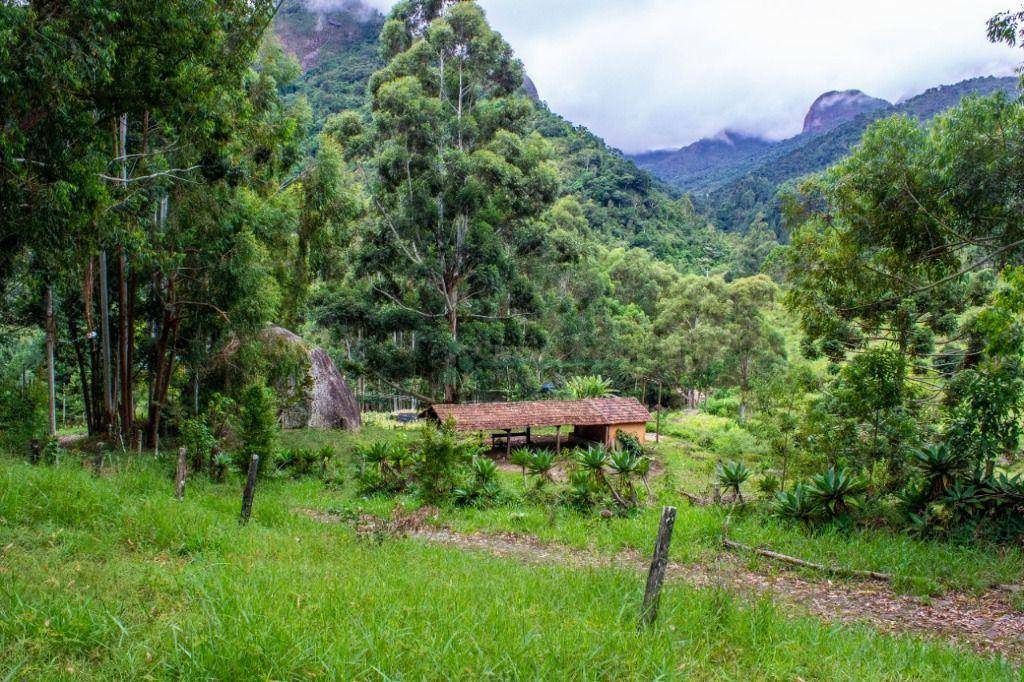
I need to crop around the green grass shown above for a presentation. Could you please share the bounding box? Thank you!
[307,415,1022,595]
[1,458,1020,680]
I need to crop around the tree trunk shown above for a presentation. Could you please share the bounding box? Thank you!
[444,293,459,403]
[45,286,57,437]
[146,276,179,448]
[118,249,133,440]
[68,313,93,435]
[99,250,114,435]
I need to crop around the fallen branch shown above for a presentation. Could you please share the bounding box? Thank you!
[722,537,893,582]
[680,490,714,506]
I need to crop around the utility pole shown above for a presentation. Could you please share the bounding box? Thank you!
[45,286,57,437]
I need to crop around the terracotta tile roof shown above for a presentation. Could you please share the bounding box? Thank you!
[427,397,651,432]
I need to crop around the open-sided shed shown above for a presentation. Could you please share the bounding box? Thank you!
[426,397,651,452]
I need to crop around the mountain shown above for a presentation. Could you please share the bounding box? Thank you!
[274,0,385,120]
[632,76,1020,233]
[802,90,890,134]
[629,131,774,193]
[272,0,715,267]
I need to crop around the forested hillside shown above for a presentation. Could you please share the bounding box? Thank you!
[633,76,1020,234]
[272,0,717,268]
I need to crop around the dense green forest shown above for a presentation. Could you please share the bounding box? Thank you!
[3,1,1024,677]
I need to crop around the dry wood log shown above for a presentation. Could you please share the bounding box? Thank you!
[679,490,714,506]
[722,537,893,582]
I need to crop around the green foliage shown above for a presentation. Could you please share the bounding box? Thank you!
[343,1,559,403]
[912,444,967,499]
[704,393,740,418]
[413,421,483,502]
[276,445,334,478]
[0,375,47,455]
[576,445,608,472]
[562,375,615,399]
[181,418,216,471]
[655,275,785,417]
[757,474,781,498]
[771,483,817,523]
[356,440,412,493]
[526,449,557,482]
[237,383,279,476]
[717,460,752,502]
[806,468,866,519]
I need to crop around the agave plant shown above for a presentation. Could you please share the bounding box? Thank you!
[942,481,984,520]
[359,442,394,471]
[471,456,498,484]
[717,460,751,503]
[576,446,629,508]
[609,450,643,506]
[565,470,599,509]
[911,444,966,499]
[986,472,1024,506]
[509,447,532,482]
[562,375,616,399]
[807,467,865,518]
[771,483,816,522]
[526,450,557,481]
[576,445,608,472]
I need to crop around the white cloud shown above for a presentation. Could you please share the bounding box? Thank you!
[330,0,1022,152]
[303,0,393,13]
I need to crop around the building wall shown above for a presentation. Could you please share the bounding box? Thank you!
[611,423,647,445]
[573,423,647,447]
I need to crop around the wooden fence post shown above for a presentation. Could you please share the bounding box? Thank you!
[174,447,187,501]
[239,454,259,525]
[640,505,677,627]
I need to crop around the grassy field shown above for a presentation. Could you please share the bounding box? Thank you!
[1,457,1021,680]
[277,414,1024,597]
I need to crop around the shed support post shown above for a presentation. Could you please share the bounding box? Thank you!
[505,429,512,459]
[526,426,532,446]
[555,425,561,456]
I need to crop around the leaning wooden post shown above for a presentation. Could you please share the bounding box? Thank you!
[655,408,662,444]
[174,447,187,501]
[239,454,260,525]
[640,506,677,627]
[555,425,562,456]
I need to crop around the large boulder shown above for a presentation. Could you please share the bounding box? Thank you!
[260,326,361,430]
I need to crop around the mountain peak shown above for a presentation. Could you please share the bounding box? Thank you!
[802,89,891,135]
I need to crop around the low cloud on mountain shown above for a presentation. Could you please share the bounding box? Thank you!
[304,0,1021,152]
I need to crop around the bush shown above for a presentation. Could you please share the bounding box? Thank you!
[704,393,740,418]
[181,418,216,471]
[277,447,320,477]
[413,421,482,502]
[757,474,780,498]
[771,483,816,522]
[0,378,47,455]
[236,382,278,476]
[356,441,413,493]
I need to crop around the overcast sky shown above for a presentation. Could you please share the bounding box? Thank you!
[349,0,1021,152]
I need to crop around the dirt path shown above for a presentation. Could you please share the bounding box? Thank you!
[303,508,1024,662]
